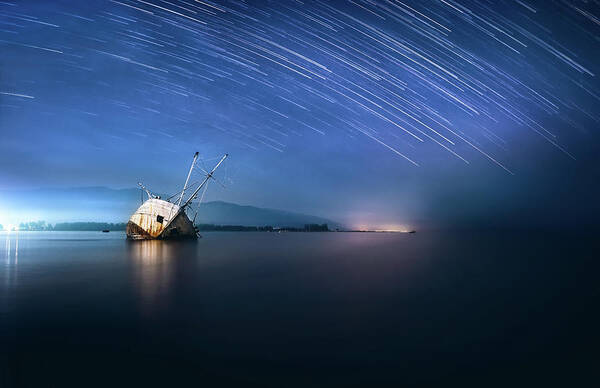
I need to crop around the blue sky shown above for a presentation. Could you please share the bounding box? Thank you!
[1,0,599,229]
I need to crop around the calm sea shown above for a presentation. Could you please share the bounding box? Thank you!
[1,230,598,387]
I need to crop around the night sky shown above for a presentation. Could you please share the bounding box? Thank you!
[1,0,599,229]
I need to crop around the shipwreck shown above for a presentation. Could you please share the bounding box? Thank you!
[126,152,228,240]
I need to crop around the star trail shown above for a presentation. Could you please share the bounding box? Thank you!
[1,0,599,227]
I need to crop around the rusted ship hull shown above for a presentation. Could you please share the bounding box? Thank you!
[126,198,197,240]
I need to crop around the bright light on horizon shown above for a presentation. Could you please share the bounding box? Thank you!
[352,223,412,232]
[1,224,18,232]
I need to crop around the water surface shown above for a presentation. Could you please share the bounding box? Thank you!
[1,230,598,386]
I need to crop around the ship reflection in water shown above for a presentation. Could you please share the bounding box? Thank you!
[129,240,173,314]
[128,240,195,315]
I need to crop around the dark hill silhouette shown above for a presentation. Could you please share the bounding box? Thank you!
[195,201,335,228]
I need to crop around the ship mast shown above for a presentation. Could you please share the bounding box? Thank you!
[159,153,228,235]
[176,151,199,206]
[181,153,228,209]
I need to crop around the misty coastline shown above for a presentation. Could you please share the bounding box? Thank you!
[2,221,332,233]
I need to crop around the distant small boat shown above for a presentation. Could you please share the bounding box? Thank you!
[102,230,110,233]
[408,230,416,234]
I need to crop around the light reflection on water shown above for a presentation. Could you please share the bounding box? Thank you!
[128,240,177,315]
[2,231,19,294]
[127,239,198,316]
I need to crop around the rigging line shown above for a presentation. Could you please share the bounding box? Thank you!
[198,179,210,205]
[195,156,223,177]
[166,192,179,201]
[199,156,223,162]
[168,180,201,202]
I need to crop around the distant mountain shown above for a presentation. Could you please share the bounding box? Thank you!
[0,187,339,228]
[195,201,336,228]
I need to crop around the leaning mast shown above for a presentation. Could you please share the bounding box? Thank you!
[156,153,228,236]
[181,153,228,209]
[177,151,199,206]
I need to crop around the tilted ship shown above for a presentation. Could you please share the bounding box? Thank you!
[126,152,228,240]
